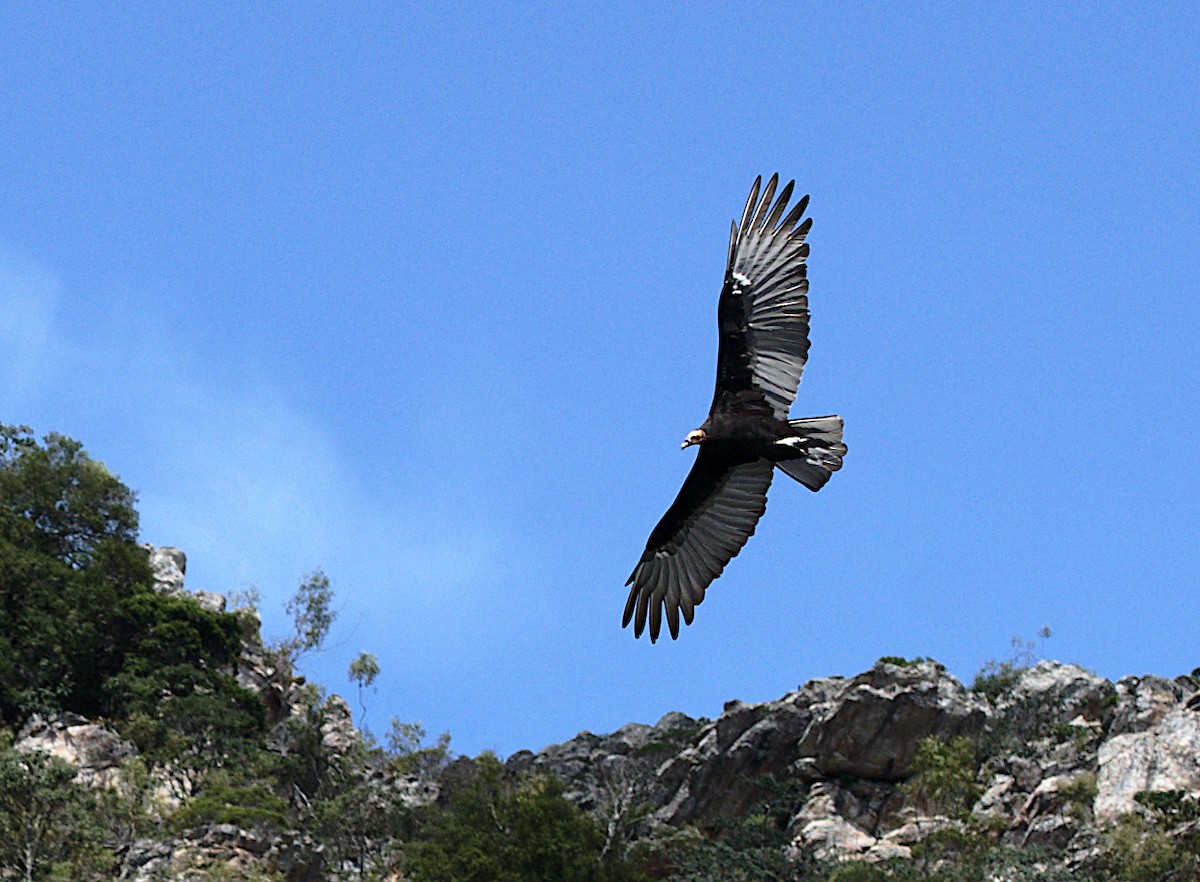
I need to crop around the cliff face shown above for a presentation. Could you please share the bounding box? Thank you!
[508,662,1200,864]
[506,659,1200,866]
[13,548,1200,879]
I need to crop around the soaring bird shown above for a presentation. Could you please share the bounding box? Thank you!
[624,175,846,642]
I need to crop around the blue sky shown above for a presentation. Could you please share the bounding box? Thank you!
[2,4,1198,757]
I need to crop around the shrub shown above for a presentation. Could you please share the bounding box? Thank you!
[1099,813,1200,881]
[1134,789,1200,825]
[902,736,981,820]
[876,656,942,669]
[170,773,289,832]
[971,660,1023,704]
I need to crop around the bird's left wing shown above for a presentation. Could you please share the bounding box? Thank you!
[711,175,813,420]
[624,451,774,642]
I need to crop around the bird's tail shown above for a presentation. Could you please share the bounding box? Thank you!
[774,415,846,491]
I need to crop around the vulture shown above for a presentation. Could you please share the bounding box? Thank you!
[624,175,846,642]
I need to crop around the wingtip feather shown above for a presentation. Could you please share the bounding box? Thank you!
[634,582,651,637]
[649,599,662,643]
[751,175,779,231]
[764,180,795,231]
[621,579,638,628]
[739,176,762,237]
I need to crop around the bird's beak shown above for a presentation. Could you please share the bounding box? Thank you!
[681,439,691,449]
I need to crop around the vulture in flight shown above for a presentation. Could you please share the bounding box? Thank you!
[624,175,846,642]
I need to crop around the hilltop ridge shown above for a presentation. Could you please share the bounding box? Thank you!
[10,545,1199,880]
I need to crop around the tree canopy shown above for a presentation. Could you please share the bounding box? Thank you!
[0,424,261,760]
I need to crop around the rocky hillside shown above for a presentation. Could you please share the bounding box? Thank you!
[11,547,1200,880]
[509,656,1200,867]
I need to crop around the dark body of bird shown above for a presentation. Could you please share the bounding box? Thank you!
[624,175,846,642]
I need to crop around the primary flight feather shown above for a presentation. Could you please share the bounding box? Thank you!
[624,175,846,642]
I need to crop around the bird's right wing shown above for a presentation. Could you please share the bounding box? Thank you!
[711,175,813,420]
[624,451,774,642]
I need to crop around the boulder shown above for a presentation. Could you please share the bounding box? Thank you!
[1015,771,1095,848]
[797,660,990,779]
[787,779,911,862]
[124,839,173,881]
[1010,662,1113,724]
[193,590,227,613]
[142,544,226,612]
[16,714,136,786]
[653,689,816,824]
[1095,704,1200,822]
[1107,675,1196,736]
[320,695,362,754]
[509,713,701,820]
[984,662,1113,756]
[975,773,1018,823]
[797,815,877,861]
[145,545,188,596]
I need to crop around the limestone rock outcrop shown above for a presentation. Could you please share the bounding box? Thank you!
[145,544,187,595]
[506,659,993,858]
[1096,702,1200,822]
[511,657,1200,865]
[143,543,226,612]
[796,660,990,779]
[16,713,136,787]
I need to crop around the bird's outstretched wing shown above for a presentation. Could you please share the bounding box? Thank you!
[711,175,813,420]
[624,451,774,642]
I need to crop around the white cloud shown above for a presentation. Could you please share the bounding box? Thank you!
[0,251,508,645]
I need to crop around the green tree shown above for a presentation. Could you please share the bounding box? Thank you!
[405,754,639,882]
[0,424,265,778]
[643,775,813,882]
[271,689,359,810]
[310,777,414,880]
[0,733,111,881]
[0,425,140,567]
[0,425,152,723]
[276,570,335,665]
[894,736,996,881]
[387,718,452,780]
[93,757,163,877]
[1096,797,1200,881]
[1099,815,1192,881]
[269,693,424,880]
[348,652,380,726]
[648,834,809,882]
[104,590,265,775]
